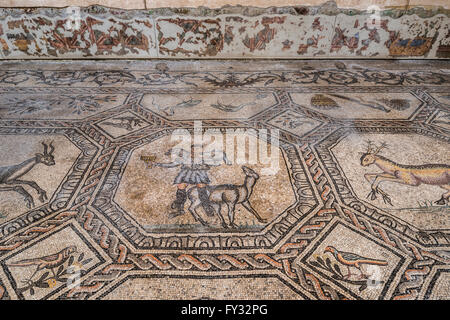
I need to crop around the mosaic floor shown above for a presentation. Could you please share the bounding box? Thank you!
[0,59,448,300]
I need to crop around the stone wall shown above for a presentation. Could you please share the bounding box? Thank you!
[0,1,449,59]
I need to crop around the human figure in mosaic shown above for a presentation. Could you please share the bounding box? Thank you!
[150,144,232,218]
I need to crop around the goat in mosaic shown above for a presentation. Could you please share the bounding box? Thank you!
[187,166,267,228]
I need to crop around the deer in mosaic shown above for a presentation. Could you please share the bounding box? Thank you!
[0,142,55,208]
[187,166,267,228]
[360,141,450,205]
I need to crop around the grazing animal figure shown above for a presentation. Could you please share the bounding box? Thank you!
[360,141,450,205]
[0,142,55,208]
[187,166,267,228]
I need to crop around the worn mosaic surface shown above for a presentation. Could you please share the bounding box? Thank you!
[0,59,449,300]
[0,3,449,59]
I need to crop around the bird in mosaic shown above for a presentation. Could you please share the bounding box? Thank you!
[324,246,388,279]
[152,96,202,116]
[7,246,77,281]
[210,99,256,112]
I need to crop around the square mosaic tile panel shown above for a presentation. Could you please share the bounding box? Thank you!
[0,59,449,300]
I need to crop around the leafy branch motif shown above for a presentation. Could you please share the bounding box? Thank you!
[1,95,117,115]
[198,72,288,88]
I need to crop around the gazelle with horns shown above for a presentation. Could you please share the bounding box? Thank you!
[0,142,55,209]
[360,141,450,205]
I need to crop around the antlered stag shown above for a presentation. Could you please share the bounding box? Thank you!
[360,141,450,205]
